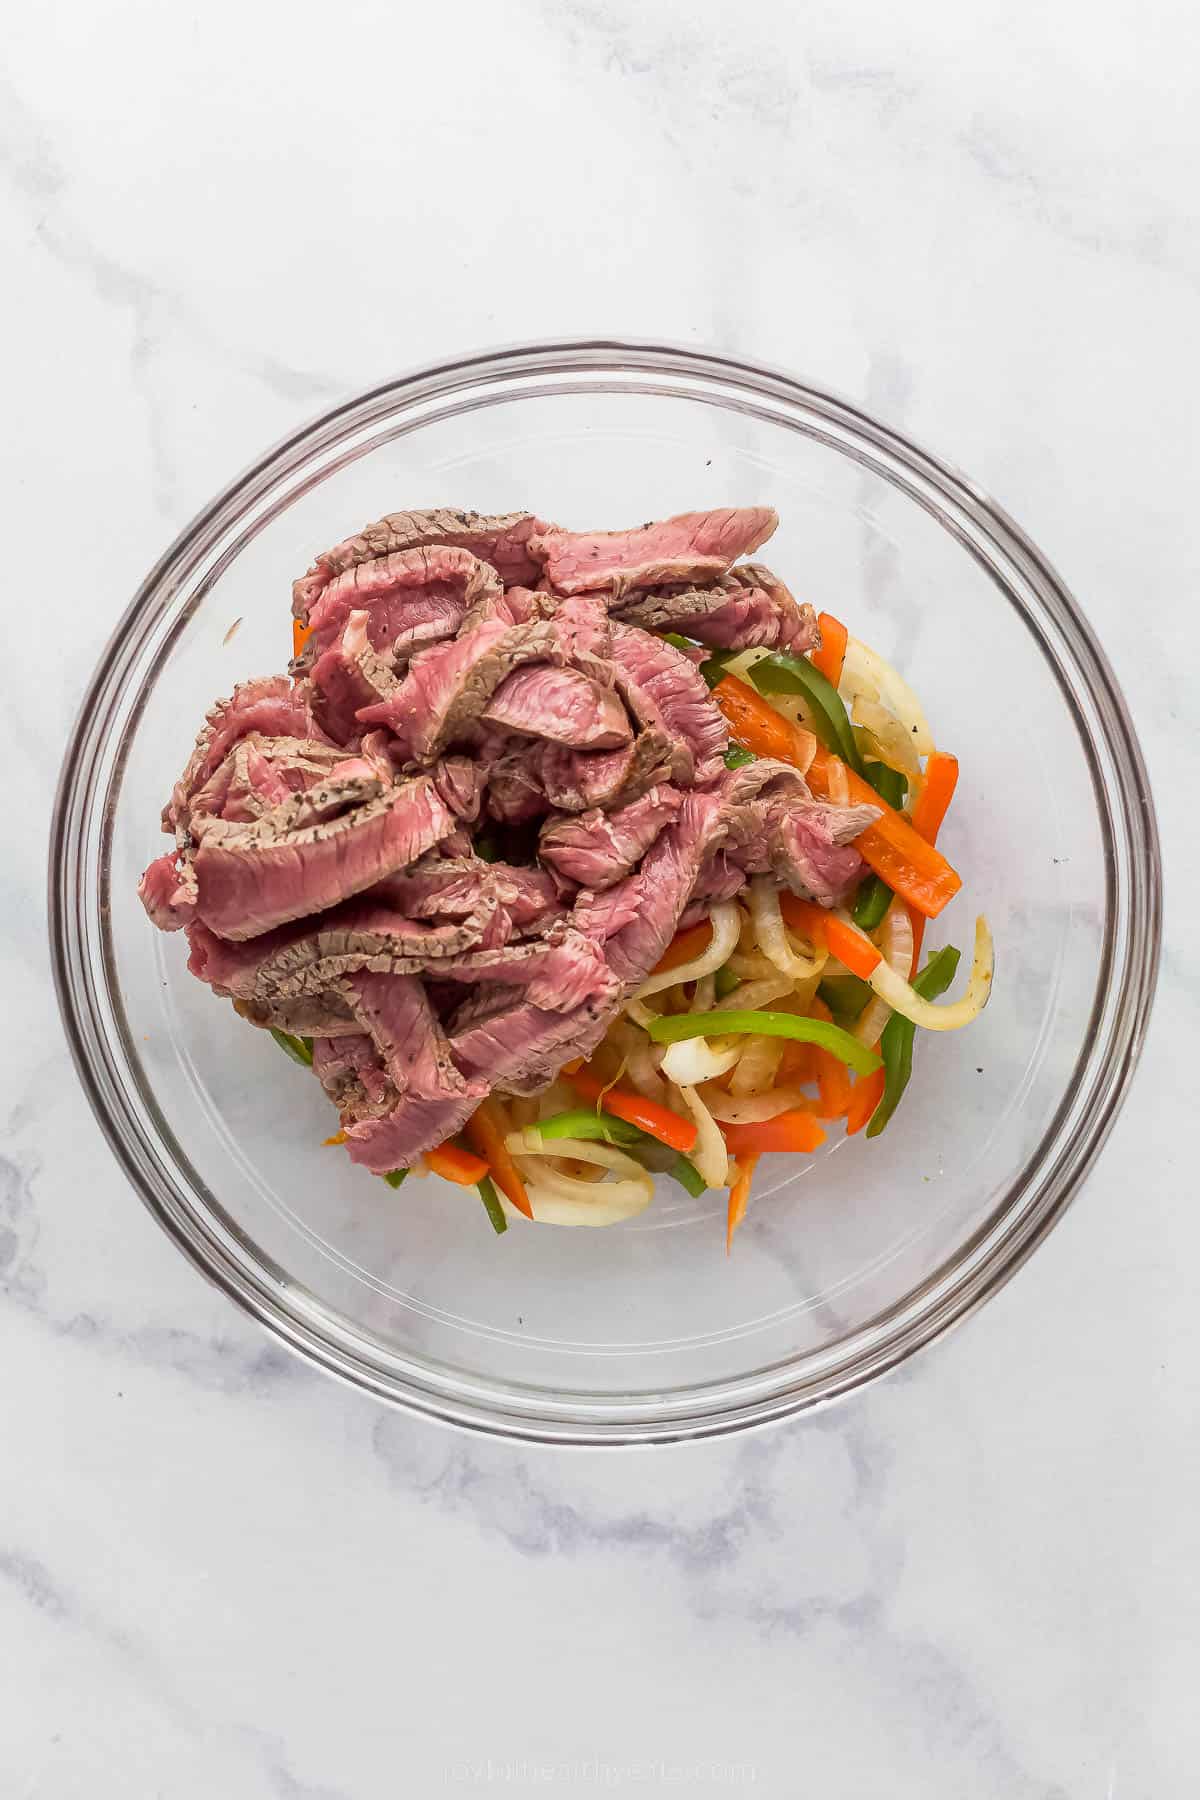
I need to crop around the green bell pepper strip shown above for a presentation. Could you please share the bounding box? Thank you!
[818,972,873,1024]
[723,744,757,770]
[665,1153,707,1197]
[475,1174,508,1234]
[645,1009,882,1077]
[713,962,740,1000]
[866,946,962,1138]
[852,874,892,932]
[661,632,696,651]
[863,759,906,809]
[699,651,735,690]
[530,1108,645,1147]
[382,1168,408,1189]
[748,653,865,774]
[270,1028,313,1067]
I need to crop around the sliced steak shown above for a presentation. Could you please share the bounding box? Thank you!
[432,755,485,822]
[293,510,548,619]
[449,989,617,1097]
[538,728,674,813]
[138,851,197,932]
[430,926,613,1013]
[188,736,349,834]
[481,664,632,750]
[614,563,819,654]
[165,677,318,835]
[715,759,878,908]
[607,623,727,786]
[303,544,501,662]
[358,618,561,762]
[237,991,361,1038]
[538,784,682,890]
[485,746,550,825]
[597,788,726,991]
[529,507,778,598]
[310,610,403,746]
[336,973,489,1172]
[193,772,456,940]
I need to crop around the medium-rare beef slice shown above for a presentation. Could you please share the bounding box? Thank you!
[192,772,456,940]
[302,545,502,664]
[529,508,778,599]
[310,610,402,745]
[293,510,548,619]
[538,728,675,815]
[357,618,561,762]
[449,989,617,1097]
[138,852,198,932]
[614,563,819,654]
[538,784,683,890]
[332,973,489,1172]
[481,664,632,750]
[593,788,726,992]
[164,677,320,836]
[712,759,879,908]
[607,623,727,786]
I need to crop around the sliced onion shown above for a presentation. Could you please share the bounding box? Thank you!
[624,997,660,1031]
[864,914,994,1030]
[728,950,781,978]
[841,637,934,758]
[673,1084,729,1188]
[750,877,829,981]
[699,1083,813,1123]
[623,1037,668,1102]
[634,902,741,1001]
[724,975,795,1012]
[728,1034,784,1097]
[690,972,715,1013]
[507,1137,654,1227]
[660,1034,742,1086]
[825,757,850,805]
[854,901,914,1045]
[852,696,923,781]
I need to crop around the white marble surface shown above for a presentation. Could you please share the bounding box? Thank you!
[4,1,1197,1793]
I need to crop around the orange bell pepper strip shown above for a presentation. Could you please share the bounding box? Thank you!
[424,1142,489,1186]
[293,618,314,659]
[777,1038,817,1084]
[845,1065,886,1135]
[777,895,882,981]
[810,612,848,688]
[720,1110,827,1155]
[711,675,817,771]
[465,1097,532,1219]
[726,1153,760,1253]
[906,751,960,969]
[323,1129,347,1146]
[651,919,713,978]
[807,747,962,919]
[568,1069,698,1154]
[804,994,852,1119]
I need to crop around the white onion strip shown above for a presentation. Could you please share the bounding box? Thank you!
[749,878,829,982]
[854,901,914,1045]
[699,1083,813,1123]
[506,1137,654,1227]
[634,902,741,1000]
[674,1085,729,1188]
[660,1035,741,1086]
[852,696,923,781]
[841,636,935,758]
[728,1034,784,1097]
[861,914,994,1030]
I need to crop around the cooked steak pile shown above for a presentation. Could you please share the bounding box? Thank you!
[141,504,877,1171]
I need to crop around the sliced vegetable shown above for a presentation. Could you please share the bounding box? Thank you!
[292,618,313,659]
[711,674,817,770]
[638,902,741,1000]
[646,1009,882,1077]
[839,635,934,758]
[507,1136,655,1226]
[726,1153,760,1252]
[475,1174,508,1234]
[817,972,873,1023]
[649,919,712,977]
[853,899,914,1047]
[568,1068,698,1153]
[424,1142,490,1186]
[807,748,962,918]
[720,1110,827,1155]
[533,1107,644,1147]
[723,744,757,770]
[911,750,959,843]
[749,652,864,774]
[698,651,736,689]
[714,962,740,1000]
[270,1027,313,1067]
[750,877,827,981]
[867,947,961,1137]
[852,696,922,781]
[810,611,848,688]
[776,896,881,981]
[660,1035,742,1087]
[382,1168,408,1189]
[863,759,906,809]
[844,1067,886,1136]
[465,1096,533,1219]
[323,1129,347,1146]
[675,1083,729,1187]
[864,916,991,1032]
[852,875,892,932]
[666,1153,707,1197]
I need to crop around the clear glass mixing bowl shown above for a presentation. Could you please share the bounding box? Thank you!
[50,342,1161,1443]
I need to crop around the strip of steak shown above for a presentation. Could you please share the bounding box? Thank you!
[303,544,501,662]
[164,677,319,836]
[614,564,819,654]
[538,784,682,890]
[357,618,561,762]
[193,772,456,940]
[529,507,778,598]
[607,623,727,786]
[592,788,726,991]
[481,664,632,750]
[714,759,879,908]
[310,611,402,745]
[293,510,548,619]
[448,988,618,1097]
[335,973,489,1172]
[538,728,674,813]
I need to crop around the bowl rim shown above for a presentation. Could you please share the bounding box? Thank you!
[49,337,1163,1443]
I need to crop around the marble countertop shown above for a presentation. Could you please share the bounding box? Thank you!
[4,2,1196,1793]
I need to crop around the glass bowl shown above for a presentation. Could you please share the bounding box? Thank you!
[50,341,1161,1443]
